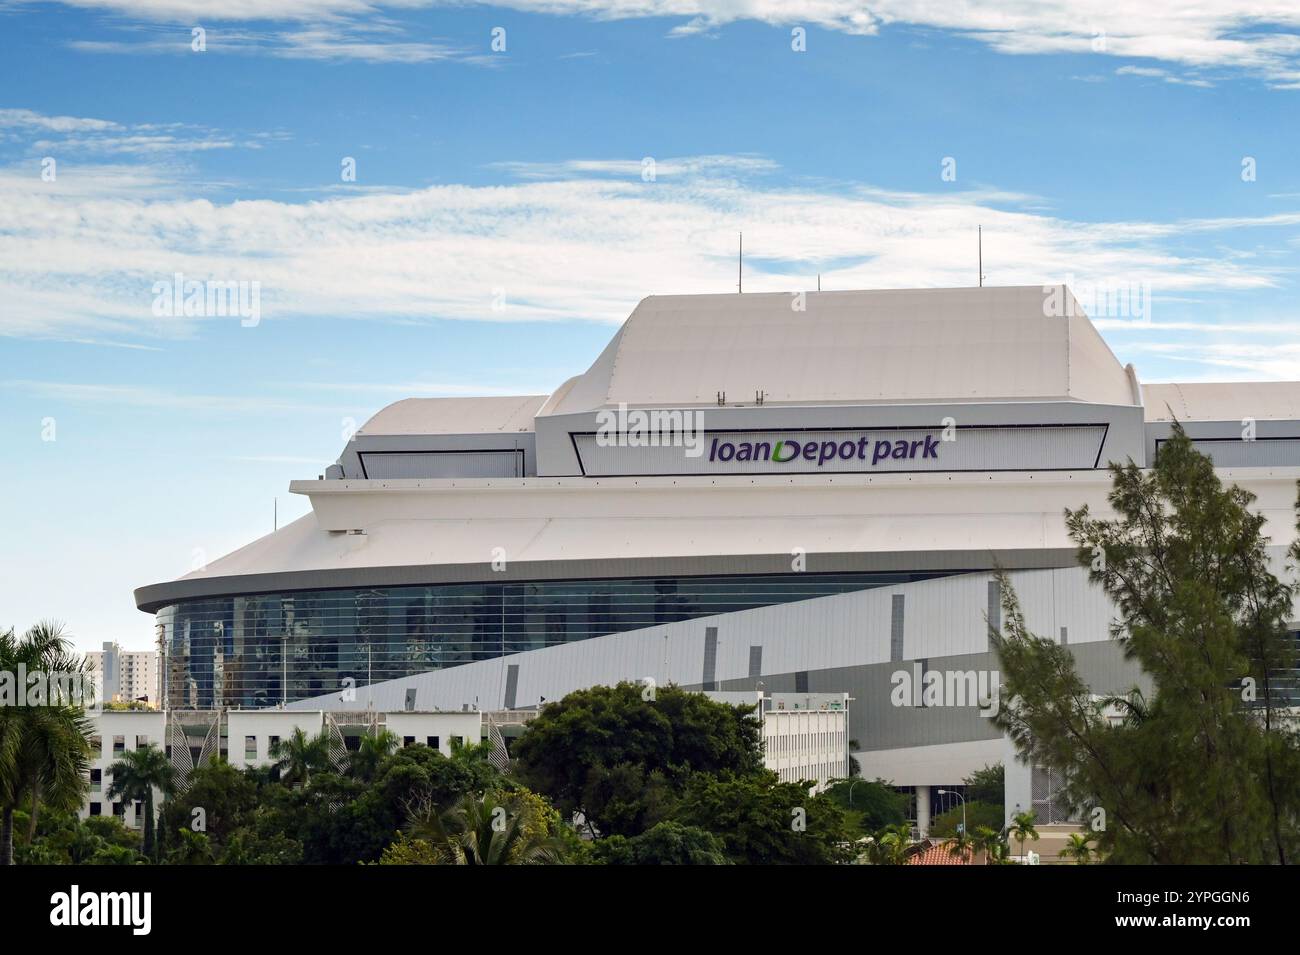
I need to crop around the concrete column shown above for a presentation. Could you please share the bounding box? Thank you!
[915,785,930,838]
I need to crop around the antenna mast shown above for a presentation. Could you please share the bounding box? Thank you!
[738,232,743,293]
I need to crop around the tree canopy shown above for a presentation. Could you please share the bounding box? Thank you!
[511,681,765,837]
[995,423,1300,864]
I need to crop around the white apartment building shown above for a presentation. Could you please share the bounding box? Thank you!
[85,641,161,707]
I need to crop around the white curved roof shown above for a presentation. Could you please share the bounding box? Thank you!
[545,286,1137,413]
[1143,382,1300,421]
[138,467,1300,610]
[360,395,546,436]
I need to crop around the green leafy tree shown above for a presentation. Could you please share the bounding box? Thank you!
[578,761,676,837]
[106,743,176,861]
[82,814,142,851]
[673,772,855,865]
[512,682,764,837]
[15,841,64,865]
[962,764,1005,808]
[12,811,140,865]
[159,758,258,846]
[994,424,1300,864]
[377,832,443,865]
[258,743,495,865]
[405,791,564,865]
[0,621,95,865]
[593,821,730,865]
[929,801,1004,839]
[822,778,908,836]
[88,843,142,865]
[219,827,304,865]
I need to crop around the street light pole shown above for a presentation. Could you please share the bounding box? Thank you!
[938,788,967,839]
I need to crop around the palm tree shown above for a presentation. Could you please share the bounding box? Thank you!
[988,840,1015,864]
[866,822,913,865]
[0,621,95,866]
[1059,832,1096,864]
[971,826,1003,865]
[351,728,399,781]
[407,791,562,865]
[1009,810,1040,863]
[167,828,215,865]
[17,705,95,844]
[269,727,333,787]
[447,735,497,769]
[946,824,975,862]
[106,744,177,861]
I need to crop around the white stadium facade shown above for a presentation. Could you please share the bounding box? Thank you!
[134,286,1300,834]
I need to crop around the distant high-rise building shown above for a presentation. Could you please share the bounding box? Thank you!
[85,642,161,707]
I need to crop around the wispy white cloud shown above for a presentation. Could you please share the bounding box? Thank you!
[0,108,119,133]
[0,379,355,414]
[1115,65,1213,88]
[1123,342,1300,380]
[228,454,333,464]
[1094,319,1300,335]
[489,154,781,180]
[35,1,1300,85]
[2,149,1297,355]
[0,108,265,155]
[69,22,487,64]
[289,380,547,395]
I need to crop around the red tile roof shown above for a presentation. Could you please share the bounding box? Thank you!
[907,840,976,865]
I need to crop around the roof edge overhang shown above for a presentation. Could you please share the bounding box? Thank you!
[133,547,1079,614]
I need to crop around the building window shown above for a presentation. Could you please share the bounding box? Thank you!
[112,735,125,754]
[89,735,101,757]
[450,735,463,748]
[403,736,415,748]
[426,736,439,749]
[113,802,125,817]
[244,735,257,760]
[157,571,949,708]
[269,735,280,751]
[90,769,101,792]
[136,735,148,749]
[89,802,101,816]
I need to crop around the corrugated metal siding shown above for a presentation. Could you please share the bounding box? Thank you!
[987,579,1001,649]
[1180,438,1300,468]
[890,594,905,662]
[503,664,519,710]
[359,450,523,478]
[702,627,718,691]
[293,566,1127,744]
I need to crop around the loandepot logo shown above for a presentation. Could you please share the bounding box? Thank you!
[708,433,941,467]
[49,885,151,935]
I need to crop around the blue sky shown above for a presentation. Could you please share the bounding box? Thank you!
[2,0,1299,651]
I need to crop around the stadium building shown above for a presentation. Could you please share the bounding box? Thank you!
[134,286,1300,833]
